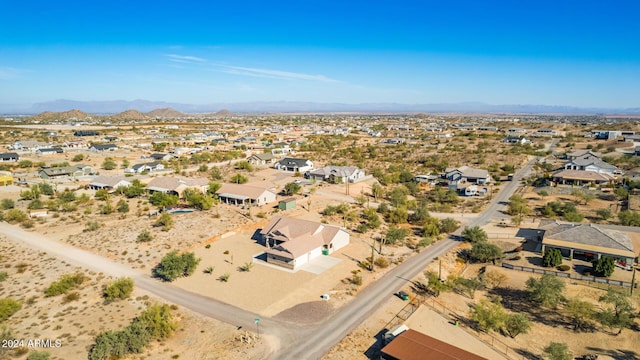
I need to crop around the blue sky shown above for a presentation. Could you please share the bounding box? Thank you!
[1,0,639,111]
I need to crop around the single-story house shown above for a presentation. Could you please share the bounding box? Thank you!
[35,147,64,155]
[274,157,314,172]
[306,166,366,183]
[564,154,617,175]
[413,174,439,183]
[565,150,602,161]
[0,152,19,162]
[146,177,209,198]
[539,221,637,266]
[381,329,487,360]
[61,140,87,149]
[89,144,118,152]
[552,170,615,185]
[260,216,350,270]
[150,153,172,161]
[125,161,165,174]
[74,130,99,137]
[247,153,277,166]
[39,164,93,179]
[0,171,13,186]
[9,140,50,151]
[216,183,277,207]
[88,176,132,191]
[445,166,490,184]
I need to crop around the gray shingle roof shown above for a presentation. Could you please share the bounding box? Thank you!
[541,221,634,253]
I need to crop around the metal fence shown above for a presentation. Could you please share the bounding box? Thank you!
[502,263,634,288]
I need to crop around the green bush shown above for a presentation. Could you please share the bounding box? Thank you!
[0,271,7,282]
[0,199,15,210]
[592,256,615,277]
[0,298,22,321]
[104,277,134,302]
[153,251,200,282]
[89,304,176,360]
[4,209,28,224]
[44,273,87,297]
[543,248,563,267]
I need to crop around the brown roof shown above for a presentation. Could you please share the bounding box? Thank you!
[381,329,488,360]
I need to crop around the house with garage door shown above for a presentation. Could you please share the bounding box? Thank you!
[274,157,314,172]
[88,175,132,191]
[260,216,349,270]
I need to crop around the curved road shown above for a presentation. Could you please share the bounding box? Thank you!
[1,156,537,359]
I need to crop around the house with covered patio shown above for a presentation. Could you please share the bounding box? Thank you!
[216,183,277,207]
[551,169,615,186]
[539,221,637,267]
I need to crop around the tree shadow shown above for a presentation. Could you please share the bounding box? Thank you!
[584,347,640,360]
[513,348,542,360]
[525,256,544,267]
[489,287,568,328]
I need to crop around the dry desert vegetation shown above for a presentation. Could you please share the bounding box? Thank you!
[1,114,640,359]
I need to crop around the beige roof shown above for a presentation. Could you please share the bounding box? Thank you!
[552,170,614,182]
[89,175,130,188]
[541,221,636,258]
[217,183,275,200]
[147,177,209,191]
[262,216,345,259]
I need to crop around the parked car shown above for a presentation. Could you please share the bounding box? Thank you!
[397,291,409,301]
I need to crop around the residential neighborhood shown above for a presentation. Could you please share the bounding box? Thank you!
[0,111,639,360]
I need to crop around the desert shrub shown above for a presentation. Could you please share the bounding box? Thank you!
[71,154,84,162]
[218,273,230,282]
[27,350,51,360]
[0,199,15,210]
[557,264,571,272]
[104,277,134,302]
[44,273,87,297]
[89,304,176,360]
[0,271,7,282]
[155,213,173,231]
[4,209,27,223]
[137,230,153,242]
[62,291,81,303]
[374,257,389,268]
[153,251,200,282]
[21,219,35,228]
[239,262,254,272]
[84,221,101,232]
[0,298,22,321]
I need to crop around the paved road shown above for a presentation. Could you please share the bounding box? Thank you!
[0,224,303,353]
[278,156,538,359]
[2,156,537,359]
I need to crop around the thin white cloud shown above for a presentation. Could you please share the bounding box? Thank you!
[166,54,206,63]
[216,64,340,83]
[0,67,26,80]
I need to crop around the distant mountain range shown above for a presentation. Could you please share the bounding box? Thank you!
[3,99,640,115]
